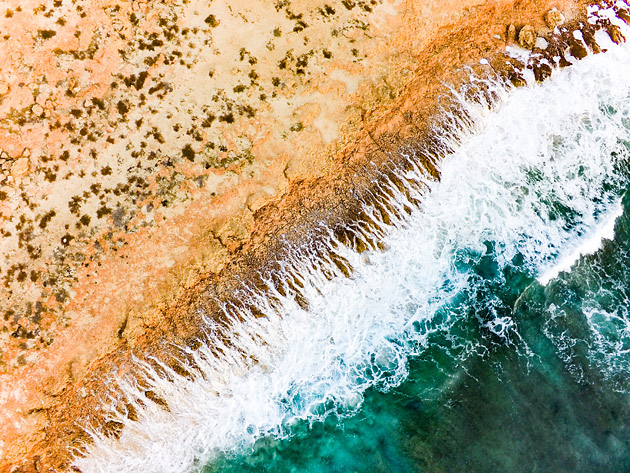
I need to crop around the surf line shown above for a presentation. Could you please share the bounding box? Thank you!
[538,198,624,285]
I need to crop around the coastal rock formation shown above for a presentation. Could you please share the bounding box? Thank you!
[0,0,628,470]
[518,24,538,48]
[545,7,566,27]
[507,23,518,43]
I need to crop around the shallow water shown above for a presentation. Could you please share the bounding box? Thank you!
[77,10,630,473]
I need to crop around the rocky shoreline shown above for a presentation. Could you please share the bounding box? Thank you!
[1,0,628,470]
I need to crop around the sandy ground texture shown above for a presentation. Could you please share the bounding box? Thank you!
[0,0,627,470]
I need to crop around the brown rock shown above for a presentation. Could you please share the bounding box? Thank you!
[569,38,588,59]
[544,8,565,28]
[607,24,626,45]
[508,72,528,88]
[582,29,601,54]
[518,25,537,49]
[507,24,517,43]
[533,61,553,82]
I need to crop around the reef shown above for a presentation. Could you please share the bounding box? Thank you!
[0,0,627,470]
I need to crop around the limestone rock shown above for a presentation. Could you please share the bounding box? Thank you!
[582,29,601,54]
[569,39,588,59]
[31,104,44,117]
[533,61,553,82]
[544,8,565,29]
[508,72,527,88]
[534,37,549,49]
[518,25,537,49]
[506,24,516,44]
[11,158,30,178]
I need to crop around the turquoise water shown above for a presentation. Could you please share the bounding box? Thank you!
[76,23,630,473]
[207,189,630,472]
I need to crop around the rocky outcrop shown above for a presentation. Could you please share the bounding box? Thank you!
[518,24,538,48]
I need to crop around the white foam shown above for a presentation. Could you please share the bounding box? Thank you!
[535,37,550,49]
[76,23,630,473]
[538,199,624,285]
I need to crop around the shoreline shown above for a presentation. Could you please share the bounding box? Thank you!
[1,0,628,470]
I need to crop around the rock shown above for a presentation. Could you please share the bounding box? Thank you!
[508,72,527,88]
[582,29,601,54]
[569,38,588,59]
[534,37,549,49]
[544,8,565,29]
[518,25,537,49]
[506,24,516,43]
[533,62,553,82]
[11,158,30,178]
[31,104,44,117]
[607,24,626,45]
[0,81,9,95]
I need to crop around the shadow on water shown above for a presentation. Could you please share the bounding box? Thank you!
[207,189,630,473]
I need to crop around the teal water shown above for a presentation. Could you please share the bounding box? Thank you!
[206,190,630,473]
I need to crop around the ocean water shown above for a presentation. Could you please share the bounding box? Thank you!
[76,9,630,473]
